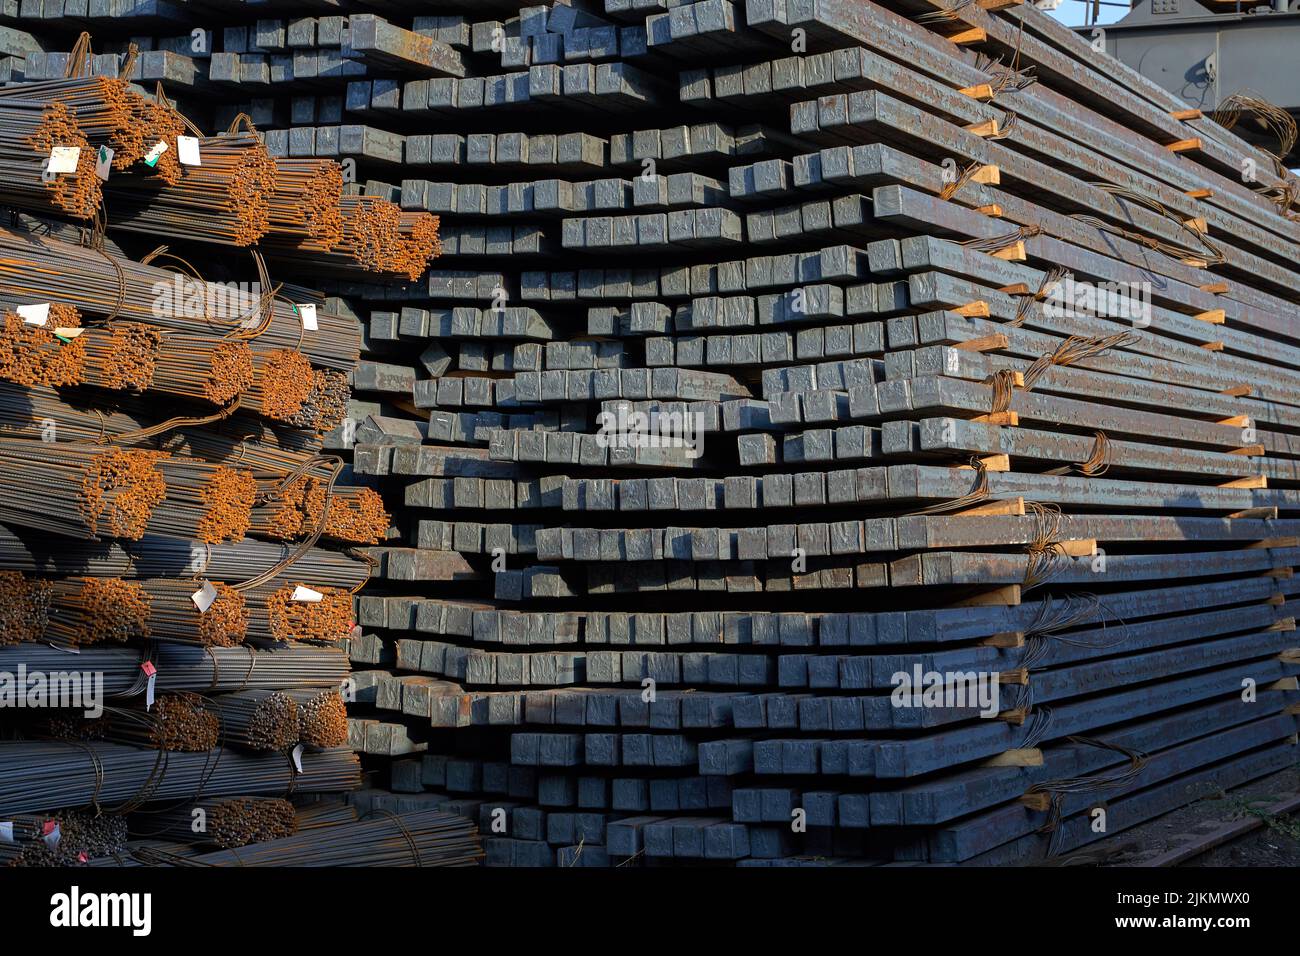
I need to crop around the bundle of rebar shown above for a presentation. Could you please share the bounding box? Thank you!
[102,693,220,752]
[0,810,128,867]
[0,306,86,388]
[269,195,440,281]
[262,158,344,250]
[0,742,360,816]
[178,810,483,867]
[283,687,348,747]
[76,325,255,407]
[0,99,98,219]
[130,797,297,848]
[106,131,277,247]
[208,689,299,751]
[256,582,355,644]
[0,225,361,372]
[251,476,389,546]
[45,576,148,645]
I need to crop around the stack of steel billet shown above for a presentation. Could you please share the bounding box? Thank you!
[8,1,1300,869]
[0,28,456,867]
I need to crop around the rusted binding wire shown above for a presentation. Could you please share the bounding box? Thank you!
[98,395,243,446]
[227,113,259,136]
[232,251,284,342]
[916,0,975,23]
[1026,736,1149,855]
[1022,330,1139,393]
[235,455,344,592]
[344,546,380,595]
[973,52,1037,98]
[79,206,130,323]
[64,32,94,79]
[361,808,425,867]
[1042,430,1111,477]
[1075,182,1226,265]
[1010,265,1066,328]
[938,159,983,202]
[139,245,268,335]
[118,43,139,81]
[1211,91,1297,166]
[58,739,108,815]
[960,222,1041,255]
[1022,501,1067,592]
[908,456,990,515]
[984,367,1018,415]
[988,110,1018,140]
[155,82,205,139]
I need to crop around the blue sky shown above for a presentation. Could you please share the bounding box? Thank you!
[1045,0,1131,26]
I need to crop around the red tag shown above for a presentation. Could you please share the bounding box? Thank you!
[78,851,88,863]
[42,820,56,835]
[141,661,157,677]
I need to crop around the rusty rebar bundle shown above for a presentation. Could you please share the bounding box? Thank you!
[0,810,128,867]
[283,687,349,747]
[251,475,389,545]
[209,689,299,751]
[262,158,345,249]
[104,693,220,751]
[0,99,99,219]
[268,195,441,281]
[131,797,297,848]
[106,132,277,247]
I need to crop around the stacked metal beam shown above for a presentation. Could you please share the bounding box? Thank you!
[5,0,1300,868]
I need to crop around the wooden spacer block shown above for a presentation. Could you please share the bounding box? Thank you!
[1214,414,1250,427]
[998,706,1029,725]
[958,83,996,101]
[1182,258,1209,268]
[1171,108,1203,121]
[971,411,1018,426]
[1167,138,1203,153]
[982,630,1026,648]
[1228,506,1277,519]
[1056,539,1097,557]
[971,164,1000,185]
[1266,676,1298,690]
[991,240,1027,261]
[948,27,987,44]
[965,119,1000,138]
[1247,538,1300,550]
[1219,475,1267,489]
[984,748,1043,768]
[957,497,1026,517]
[953,332,1009,352]
[1277,646,1300,661]
[1286,703,1300,716]
[1266,567,1294,579]
[1267,617,1297,631]
[996,282,1030,296]
[1218,384,1252,397]
[973,203,1003,217]
[1228,445,1265,457]
[956,453,1010,471]
[1194,309,1225,324]
[998,668,1030,685]
[954,583,1021,607]
[978,0,1024,8]
[1200,282,1229,294]
[1185,188,1213,199]
[1182,216,1208,234]
[1020,793,1053,812]
[953,300,990,317]
[1200,341,1224,351]
[1267,594,1287,607]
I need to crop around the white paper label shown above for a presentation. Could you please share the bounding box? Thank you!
[292,585,323,603]
[145,673,156,711]
[291,744,304,772]
[176,135,201,166]
[53,327,84,339]
[191,580,218,613]
[144,141,168,167]
[0,822,12,843]
[297,304,318,331]
[95,145,115,180]
[16,303,49,327]
[48,147,80,174]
